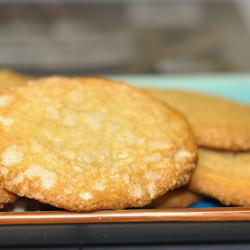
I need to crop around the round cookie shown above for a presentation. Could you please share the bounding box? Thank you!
[0,77,197,212]
[147,187,200,209]
[0,69,32,90]
[146,89,250,151]
[190,149,250,206]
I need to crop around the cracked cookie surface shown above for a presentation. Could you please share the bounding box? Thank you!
[0,77,197,211]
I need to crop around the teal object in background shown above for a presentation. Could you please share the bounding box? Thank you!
[112,74,250,208]
[111,74,250,104]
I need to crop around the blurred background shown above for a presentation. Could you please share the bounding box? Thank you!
[0,0,250,75]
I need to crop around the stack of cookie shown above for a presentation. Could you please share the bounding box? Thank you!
[0,70,197,211]
[148,89,250,207]
[0,69,249,212]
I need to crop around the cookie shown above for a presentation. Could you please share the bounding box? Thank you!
[147,187,200,209]
[0,77,196,212]
[0,69,31,90]
[146,89,250,151]
[190,149,250,206]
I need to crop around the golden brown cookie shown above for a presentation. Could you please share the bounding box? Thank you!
[147,187,200,209]
[0,77,196,212]
[146,89,250,151]
[190,149,250,206]
[0,69,31,90]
